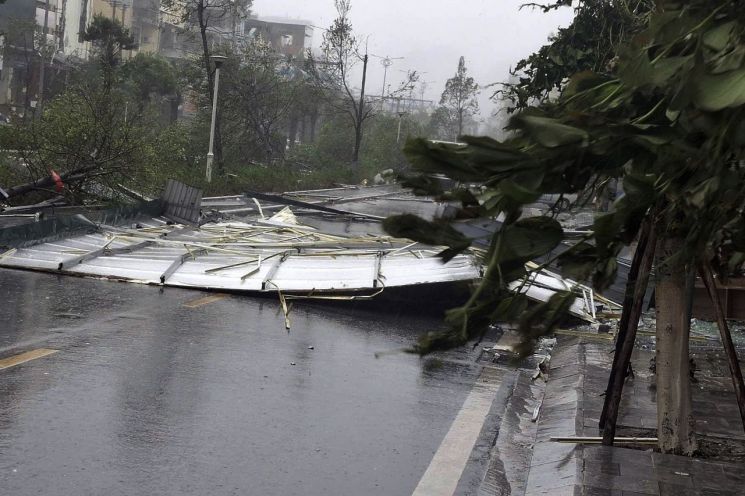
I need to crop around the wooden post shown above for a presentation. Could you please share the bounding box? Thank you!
[699,262,745,434]
[600,220,650,430]
[601,221,657,445]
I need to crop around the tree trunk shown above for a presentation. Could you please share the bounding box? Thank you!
[309,111,318,143]
[170,92,181,123]
[352,123,362,166]
[655,236,697,455]
[3,165,98,200]
[352,54,369,168]
[287,113,298,149]
[299,115,306,144]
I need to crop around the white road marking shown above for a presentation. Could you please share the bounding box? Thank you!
[412,368,500,496]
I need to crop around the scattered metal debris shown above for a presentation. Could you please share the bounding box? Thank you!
[0,182,481,317]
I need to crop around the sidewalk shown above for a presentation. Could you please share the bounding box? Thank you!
[518,335,745,496]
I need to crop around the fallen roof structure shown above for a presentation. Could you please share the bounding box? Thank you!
[0,213,480,296]
[0,181,613,325]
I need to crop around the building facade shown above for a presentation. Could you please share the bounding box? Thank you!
[244,16,312,59]
[0,1,315,114]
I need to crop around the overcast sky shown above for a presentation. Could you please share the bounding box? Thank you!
[251,0,574,116]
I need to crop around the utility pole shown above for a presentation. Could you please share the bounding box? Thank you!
[358,54,368,118]
[37,0,51,116]
[370,54,402,111]
[352,52,368,166]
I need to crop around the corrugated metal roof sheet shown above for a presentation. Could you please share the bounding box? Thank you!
[0,216,481,295]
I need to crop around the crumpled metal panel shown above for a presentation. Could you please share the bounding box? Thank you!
[0,218,481,295]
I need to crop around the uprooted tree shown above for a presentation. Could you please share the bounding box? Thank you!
[384,0,745,455]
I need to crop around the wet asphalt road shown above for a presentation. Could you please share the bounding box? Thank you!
[0,268,490,496]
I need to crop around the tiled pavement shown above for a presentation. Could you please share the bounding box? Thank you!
[521,336,745,496]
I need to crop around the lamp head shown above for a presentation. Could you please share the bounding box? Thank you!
[210,55,227,68]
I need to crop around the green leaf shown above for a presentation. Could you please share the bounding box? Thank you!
[703,20,736,51]
[693,67,745,111]
[619,53,690,89]
[710,45,745,74]
[382,214,471,262]
[511,114,588,148]
[398,173,445,197]
[687,176,720,208]
[498,217,563,263]
[514,290,576,356]
[403,138,482,182]
[558,242,598,281]
[562,71,609,98]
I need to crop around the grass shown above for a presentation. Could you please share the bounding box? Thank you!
[146,160,382,197]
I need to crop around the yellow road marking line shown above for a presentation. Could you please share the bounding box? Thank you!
[183,293,228,308]
[0,348,59,370]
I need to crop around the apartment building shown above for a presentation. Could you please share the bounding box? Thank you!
[244,15,312,59]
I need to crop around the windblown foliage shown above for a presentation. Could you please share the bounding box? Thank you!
[386,0,745,353]
[498,0,654,111]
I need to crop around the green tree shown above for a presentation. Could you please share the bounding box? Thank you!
[2,22,181,202]
[82,15,136,92]
[306,0,370,167]
[121,53,178,110]
[6,84,165,202]
[386,0,745,455]
[360,113,422,171]
[161,0,253,169]
[439,56,479,139]
[220,39,301,161]
[498,0,654,112]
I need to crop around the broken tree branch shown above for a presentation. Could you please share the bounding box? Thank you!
[2,165,98,201]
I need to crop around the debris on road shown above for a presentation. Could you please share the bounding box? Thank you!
[0,182,481,306]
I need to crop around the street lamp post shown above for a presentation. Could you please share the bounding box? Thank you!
[206,55,227,183]
[36,0,51,117]
[397,111,407,144]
